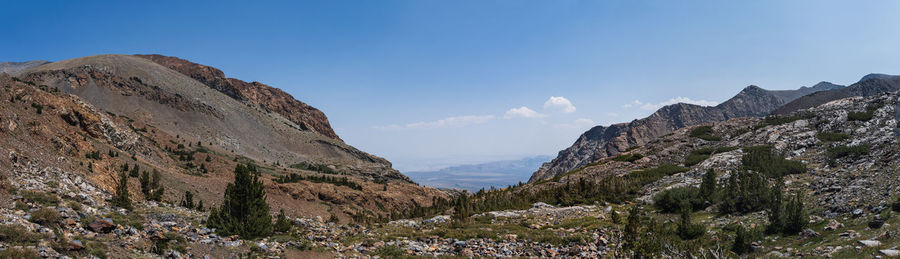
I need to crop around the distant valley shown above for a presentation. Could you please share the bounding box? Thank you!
[406,156,552,191]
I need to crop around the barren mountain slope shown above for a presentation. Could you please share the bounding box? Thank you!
[529,82,842,183]
[18,54,407,183]
[133,54,341,141]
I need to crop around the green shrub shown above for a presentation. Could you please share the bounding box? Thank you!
[653,187,704,213]
[373,245,405,257]
[719,170,770,215]
[676,210,706,240]
[29,208,61,226]
[757,114,810,128]
[731,226,751,254]
[274,173,362,190]
[847,103,883,122]
[689,126,721,141]
[848,111,873,121]
[612,153,644,163]
[742,145,806,178]
[274,209,292,233]
[625,164,689,189]
[21,190,59,206]
[684,146,738,167]
[816,132,849,142]
[683,154,709,167]
[0,224,45,245]
[826,144,869,160]
[0,247,41,259]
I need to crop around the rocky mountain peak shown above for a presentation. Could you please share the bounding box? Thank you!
[859,73,896,82]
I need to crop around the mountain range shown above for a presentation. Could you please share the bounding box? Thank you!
[528,81,844,182]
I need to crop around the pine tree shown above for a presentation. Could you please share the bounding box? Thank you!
[784,191,807,235]
[131,164,140,178]
[610,210,621,224]
[766,178,785,234]
[207,163,273,239]
[197,200,204,211]
[181,191,194,209]
[112,171,133,210]
[274,209,292,233]
[676,207,704,240]
[623,206,641,249]
[699,169,716,202]
[139,171,151,197]
[148,170,164,202]
[732,225,750,254]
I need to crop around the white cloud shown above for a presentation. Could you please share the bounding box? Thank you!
[606,112,619,117]
[555,118,596,129]
[637,97,718,111]
[622,100,642,108]
[375,115,495,130]
[543,96,576,113]
[504,106,546,119]
[574,118,595,125]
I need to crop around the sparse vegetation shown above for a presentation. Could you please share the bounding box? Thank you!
[0,224,45,245]
[0,247,41,259]
[816,132,849,142]
[612,153,644,163]
[683,146,737,167]
[290,162,343,175]
[29,207,62,227]
[21,190,59,206]
[847,103,883,121]
[689,125,721,141]
[274,173,362,190]
[826,144,869,161]
[757,114,810,128]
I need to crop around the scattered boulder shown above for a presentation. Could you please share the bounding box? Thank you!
[858,240,881,247]
[88,218,116,233]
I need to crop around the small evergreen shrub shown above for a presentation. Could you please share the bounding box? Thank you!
[653,187,703,213]
[689,126,721,141]
[757,114,811,128]
[28,208,61,227]
[826,144,869,161]
[612,153,644,163]
[816,132,849,142]
[742,145,806,178]
[676,210,705,240]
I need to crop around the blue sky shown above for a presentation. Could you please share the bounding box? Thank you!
[3,1,900,171]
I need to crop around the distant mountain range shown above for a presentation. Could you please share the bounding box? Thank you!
[529,80,844,183]
[530,73,900,183]
[407,156,552,191]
